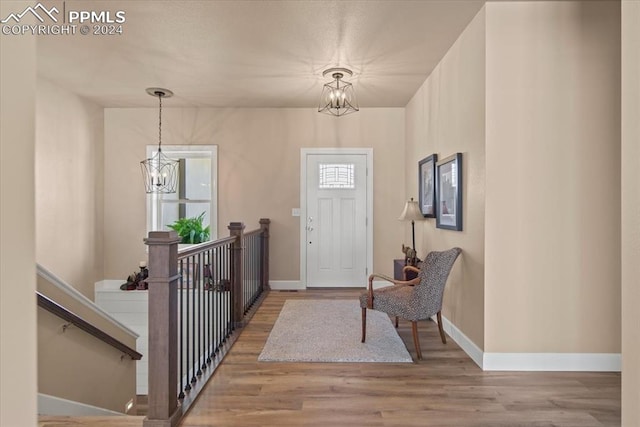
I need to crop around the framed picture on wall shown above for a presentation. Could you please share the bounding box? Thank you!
[418,154,437,217]
[436,153,463,231]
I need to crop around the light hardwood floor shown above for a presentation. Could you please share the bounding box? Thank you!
[40,289,621,427]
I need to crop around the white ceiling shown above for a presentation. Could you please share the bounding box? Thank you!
[37,0,485,108]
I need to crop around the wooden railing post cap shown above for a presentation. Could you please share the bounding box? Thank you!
[228,222,245,231]
[144,230,181,245]
[260,219,270,236]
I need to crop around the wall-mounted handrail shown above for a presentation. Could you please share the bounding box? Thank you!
[36,291,143,360]
[37,264,139,339]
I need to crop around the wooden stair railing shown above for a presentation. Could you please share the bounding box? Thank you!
[36,291,143,360]
[144,218,270,427]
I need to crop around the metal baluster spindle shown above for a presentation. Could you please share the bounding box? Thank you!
[255,235,259,300]
[251,236,254,305]
[247,236,251,309]
[200,250,206,370]
[244,237,247,312]
[196,252,202,376]
[223,244,228,341]
[190,256,197,385]
[245,237,249,312]
[178,259,185,399]
[249,235,252,306]
[251,235,254,305]
[209,248,214,363]
[250,236,253,308]
[205,249,211,365]
[253,235,257,304]
[226,244,232,339]
[184,257,191,392]
[222,244,227,340]
[216,246,221,352]
[214,246,220,355]
[221,245,226,343]
[215,247,220,354]
[221,246,226,348]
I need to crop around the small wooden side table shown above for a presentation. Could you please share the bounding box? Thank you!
[393,259,419,281]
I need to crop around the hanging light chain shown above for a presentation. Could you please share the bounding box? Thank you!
[141,87,177,194]
[157,92,163,152]
[335,74,341,108]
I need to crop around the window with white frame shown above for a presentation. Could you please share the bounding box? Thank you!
[146,145,218,240]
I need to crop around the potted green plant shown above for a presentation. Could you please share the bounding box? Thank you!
[167,212,210,244]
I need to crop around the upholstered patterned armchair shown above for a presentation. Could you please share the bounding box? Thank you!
[359,247,462,360]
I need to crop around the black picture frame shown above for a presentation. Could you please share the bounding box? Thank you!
[436,153,463,231]
[418,154,437,217]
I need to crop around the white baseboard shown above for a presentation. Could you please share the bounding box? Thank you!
[482,352,621,372]
[270,280,305,290]
[436,314,484,368]
[437,314,621,372]
[38,393,124,416]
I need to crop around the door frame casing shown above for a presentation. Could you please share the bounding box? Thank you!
[300,148,373,288]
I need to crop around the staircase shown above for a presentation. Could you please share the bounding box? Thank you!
[36,265,140,416]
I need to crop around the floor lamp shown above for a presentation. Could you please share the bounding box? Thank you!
[398,197,424,264]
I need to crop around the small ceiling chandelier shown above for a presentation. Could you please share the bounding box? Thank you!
[318,67,359,117]
[140,88,178,194]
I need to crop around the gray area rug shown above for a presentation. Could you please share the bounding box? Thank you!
[258,299,413,363]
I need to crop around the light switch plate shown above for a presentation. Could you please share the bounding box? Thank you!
[292,208,300,217]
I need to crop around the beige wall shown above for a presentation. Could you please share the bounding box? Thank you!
[0,3,38,424]
[622,0,640,423]
[104,108,405,282]
[35,79,105,299]
[405,8,486,349]
[485,1,621,353]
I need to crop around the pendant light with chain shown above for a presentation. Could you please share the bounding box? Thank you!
[140,88,179,194]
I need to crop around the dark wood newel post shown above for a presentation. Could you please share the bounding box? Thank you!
[228,222,245,327]
[259,218,271,292]
[144,231,182,427]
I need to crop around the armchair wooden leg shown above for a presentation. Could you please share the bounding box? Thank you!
[395,316,398,328]
[361,308,367,343]
[411,321,422,360]
[437,311,447,344]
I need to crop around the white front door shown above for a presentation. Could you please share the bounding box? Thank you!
[304,152,369,287]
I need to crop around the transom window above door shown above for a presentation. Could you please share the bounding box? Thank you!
[318,163,355,189]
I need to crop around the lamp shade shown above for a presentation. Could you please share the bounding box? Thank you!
[398,198,423,222]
